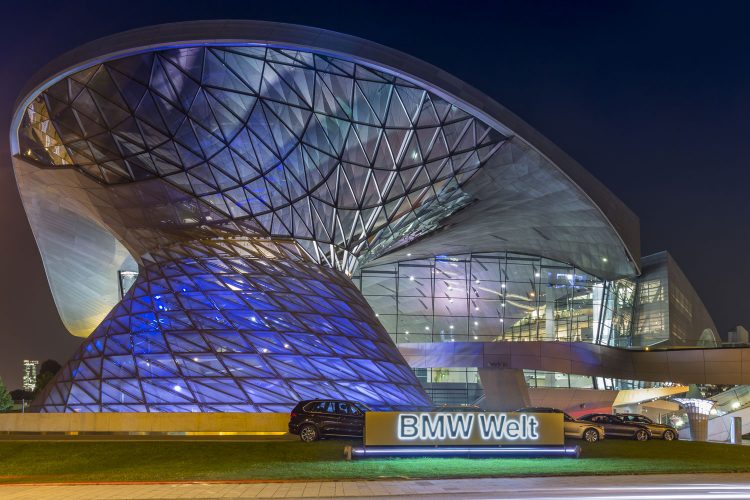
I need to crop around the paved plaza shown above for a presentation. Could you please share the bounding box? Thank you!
[3,473,750,499]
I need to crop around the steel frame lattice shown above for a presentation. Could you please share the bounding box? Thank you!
[37,239,432,412]
[20,46,506,272]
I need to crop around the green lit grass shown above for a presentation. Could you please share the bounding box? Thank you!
[0,439,749,484]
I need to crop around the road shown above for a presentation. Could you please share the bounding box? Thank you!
[2,474,750,499]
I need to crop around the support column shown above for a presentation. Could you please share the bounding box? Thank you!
[478,368,531,411]
[732,416,742,444]
[545,290,555,341]
[675,398,714,442]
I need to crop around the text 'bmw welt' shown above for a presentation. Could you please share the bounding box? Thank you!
[397,413,540,441]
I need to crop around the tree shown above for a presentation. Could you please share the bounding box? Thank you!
[10,389,34,401]
[34,359,62,395]
[0,378,13,412]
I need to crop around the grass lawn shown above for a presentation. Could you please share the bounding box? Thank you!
[1,439,750,484]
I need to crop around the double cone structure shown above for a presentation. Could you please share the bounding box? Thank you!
[43,239,428,411]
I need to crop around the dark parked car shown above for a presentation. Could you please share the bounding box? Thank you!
[288,400,369,442]
[580,413,652,441]
[617,413,679,440]
[517,407,605,442]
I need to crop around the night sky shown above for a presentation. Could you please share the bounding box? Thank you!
[1,1,749,389]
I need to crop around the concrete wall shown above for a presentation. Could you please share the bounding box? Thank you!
[0,412,289,434]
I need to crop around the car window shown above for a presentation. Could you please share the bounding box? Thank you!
[563,413,574,422]
[621,415,648,424]
[337,402,361,415]
[308,401,335,413]
[306,402,322,412]
[591,415,607,423]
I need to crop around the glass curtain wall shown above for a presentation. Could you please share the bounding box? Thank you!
[354,252,635,346]
[413,367,668,405]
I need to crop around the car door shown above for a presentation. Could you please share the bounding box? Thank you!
[561,412,577,438]
[592,415,625,437]
[607,415,635,437]
[631,415,662,437]
[315,401,343,436]
[335,401,364,436]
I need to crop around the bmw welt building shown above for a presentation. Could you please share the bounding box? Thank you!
[10,21,743,416]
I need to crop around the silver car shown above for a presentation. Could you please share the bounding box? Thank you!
[517,407,605,442]
[617,413,679,440]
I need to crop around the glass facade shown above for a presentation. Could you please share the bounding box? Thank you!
[354,252,635,346]
[632,275,669,346]
[353,252,725,405]
[412,367,670,405]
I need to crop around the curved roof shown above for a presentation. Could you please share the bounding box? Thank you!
[10,20,640,336]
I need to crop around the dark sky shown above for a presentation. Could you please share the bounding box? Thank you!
[1,1,749,389]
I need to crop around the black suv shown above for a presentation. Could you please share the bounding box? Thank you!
[288,400,369,442]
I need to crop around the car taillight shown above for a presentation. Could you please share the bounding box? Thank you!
[290,411,297,418]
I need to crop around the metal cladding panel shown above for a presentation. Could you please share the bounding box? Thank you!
[398,341,750,385]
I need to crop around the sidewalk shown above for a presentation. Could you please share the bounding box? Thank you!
[3,473,750,499]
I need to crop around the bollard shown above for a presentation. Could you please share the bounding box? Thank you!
[731,416,742,444]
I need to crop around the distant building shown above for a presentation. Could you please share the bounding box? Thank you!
[22,360,39,392]
[726,326,750,347]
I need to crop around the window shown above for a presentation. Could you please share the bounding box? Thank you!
[638,280,664,304]
[307,401,335,413]
[671,286,692,319]
[336,402,360,415]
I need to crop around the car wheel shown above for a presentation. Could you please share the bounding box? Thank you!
[663,430,675,441]
[635,429,650,441]
[583,428,600,443]
[299,424,319,442]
